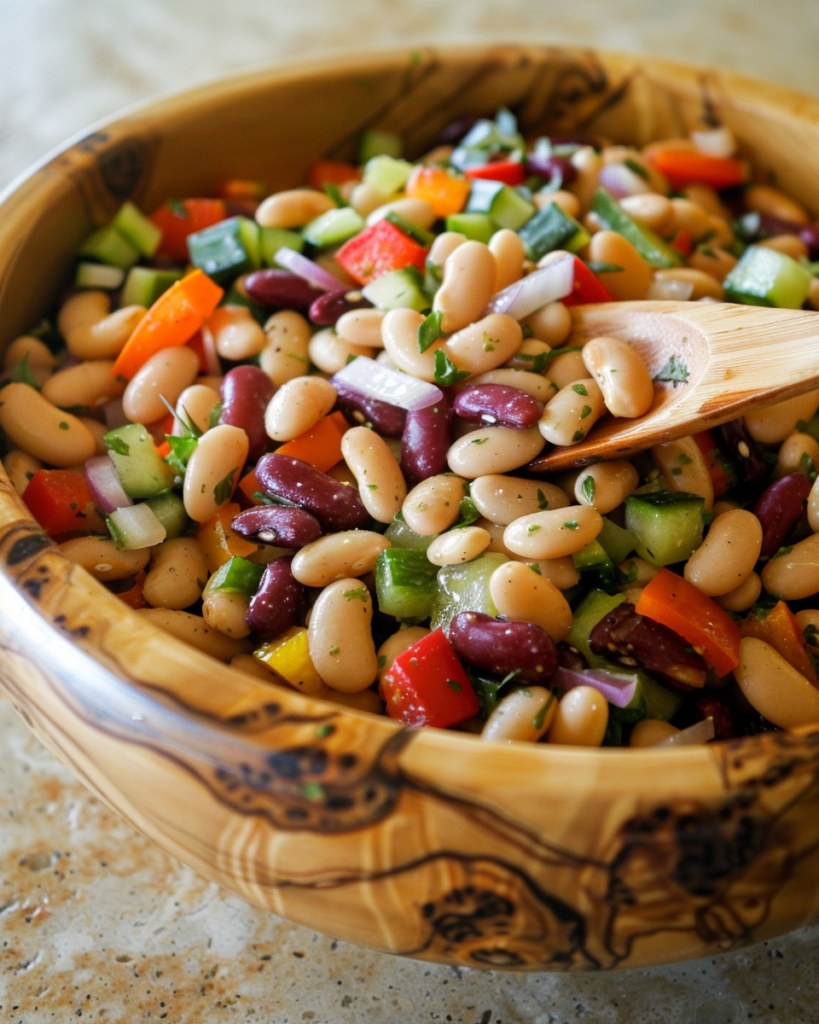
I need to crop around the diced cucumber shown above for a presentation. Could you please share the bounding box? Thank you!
[517,202,590,261]
[144,491,189,540]
[358,130,403,163]
[208,555,265,596]
[723,244,812,308]
[260,227,304,266]
[592,187,682,268]
[78,226,140,269]
[573,538,618,593]
[74,262,125,290]
[598,517,636,566]
[640,672,684,721]
[565,589,625,666]
[104,423,175,499]
[384,211,436,247]
[430,552,508,634]
[443,212,495,243]
[384,515,435,552]
[112,201,163,257]
[466,180,535,231]
[625,490,705,566]
[375,548,438,620]
[187,216,261,283]
[302,206,365,248]
[362,266,429,312]
[362,155,413,198]
[107,502,167,550]
[121,266,183,308]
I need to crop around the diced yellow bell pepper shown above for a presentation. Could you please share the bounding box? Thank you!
[197,501,258,573]
[254,627,324,695]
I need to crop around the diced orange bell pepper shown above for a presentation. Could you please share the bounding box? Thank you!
[197,501,258,573]
[308,160,361,191]
[275,411,349,472]
[646,147,748,191]
[692,430,732,499]
[405,165,471,217]
[150,198,227,262]
[111,270,224,381]
[237,468,263,506]
[213,179,266,201]
[741,600,819,687]
[110,569,147,610]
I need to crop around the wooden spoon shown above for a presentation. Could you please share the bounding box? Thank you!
[525,299,819,473]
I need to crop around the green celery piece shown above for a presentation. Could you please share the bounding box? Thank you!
[361,267,429,312]
[144,491,190,540]
[592,187,682,268]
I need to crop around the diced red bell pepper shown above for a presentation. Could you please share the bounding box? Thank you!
[334,219,429,286]
[381,628,478,728]
[23,470,95,537]
[108,569,147,610]
[561,256,615,306]
[308,160,361,191]
[692,430,732,498]
[646,148,748,191]
[670,228,693,257]
[741,600,819,688]
[150,198,228,262]
[464,159,526,187]
[635,568,742,677]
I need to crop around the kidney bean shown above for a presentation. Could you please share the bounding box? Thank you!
[753,471,812,558]
[694,693,735,741]
[246,556,305,639]
[449,611,558,686]
[330,376,406,437]
[434,115,484,147]
[231,506,322,547]
[308,289,372,326]
[524,153,576,187]
[714,418,767,496]
[740,211,819,258]
[255,453,370,531]
[400,394,453,488]
[799,223,819,259]
[589,602,706,690]
[220,365,275,462]
[243,270,325,310]
[454,384,543,428]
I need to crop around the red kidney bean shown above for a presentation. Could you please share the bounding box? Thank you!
[454,384,543,428]
[400,394,452,489]
[694,693,735,741]
[255,453,370,531]
[246,556,305,639]
[524,153,577,187]
[714,419,768,495]
[224,199,260,218]
[434,115,484,147]
[753,471,812,558]
[220,365,275,462]
[308,290,373,326]
[740,211,819,258]
[330,376,406,437]
[449,611,558,685]
[243,270,325,310]
[232,506,322,547]
[589,602,706,690]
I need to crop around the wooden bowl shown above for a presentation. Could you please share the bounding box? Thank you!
[2,45,819,972]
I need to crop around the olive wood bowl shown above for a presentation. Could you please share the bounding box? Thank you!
[2,45,819,972]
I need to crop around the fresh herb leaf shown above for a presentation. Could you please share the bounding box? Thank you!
[527,524,541,535]
[434,350,470,386]
[654,354,690,384]
[9,353,39,390]
[536,488,550,511]
[541,345,584,367]
[581,476,596,503]
[385,210,435,246]
[516,350,550,374]
[533,692,556,730]
[323,182,346,207]
[470,436,488,445]
[571,429,585,442]
[449,494,480,530]
[105,435,130,457]
[213,468,237,506]
[564,520,579,530]
[447,678,463,693]
[572,383,588,396]
[580,405,592,419]
[208,402,223,430]
[624,157,649,180]
[343,587,369,602]
[584,260,623,274]
[417,309,445,353]
[164,434,197,476]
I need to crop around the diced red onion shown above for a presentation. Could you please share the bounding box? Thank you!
[647,277,694,302]
[102,397,129,430]
[84,455,133,514]
[597,162,652,199]
[273,246,348,293]
[691,127,736,159]
[332,356,443,412]
[485,252,575,320]
[656,718,716,747]
[553,665,639,709]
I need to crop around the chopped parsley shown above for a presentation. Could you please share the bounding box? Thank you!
[572,383,588,396]
[563,520,579,530]
[580,405,592,419]
[417,309,445,353]
[213,468,237,506]
[433,350,470,386]
[581,476,595,503]
[571,429,585,442]
[536,488,550,511]
[654,354,690,384]
[343,587,369,602]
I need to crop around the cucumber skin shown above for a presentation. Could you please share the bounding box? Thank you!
[104,423,175,500]
[625,491,705,567]
[430,552,508,635]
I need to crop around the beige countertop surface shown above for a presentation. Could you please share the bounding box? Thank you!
[3,2,819,1021]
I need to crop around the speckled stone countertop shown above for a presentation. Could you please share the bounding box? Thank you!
[3,2,819,1021]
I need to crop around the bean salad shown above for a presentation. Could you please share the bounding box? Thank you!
[7,108,819,749]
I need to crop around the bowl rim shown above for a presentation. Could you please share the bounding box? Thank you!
[1,41,817,797]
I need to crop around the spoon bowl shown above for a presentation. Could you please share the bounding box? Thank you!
[527,300,819,472]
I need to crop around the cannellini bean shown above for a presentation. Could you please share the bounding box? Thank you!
[139,608,253,661]
[582,336,654,418]
[504,505,603,559]
[182,424,249,523]
[205,305,267,361]
[506,338,550,372]
[428,231,466,266]
[123,346,200,425]
[775,432,819,478]
[568,146,602,213]
[308,328,372,375]
[433,240,497,333]
[264,376,337,442]
[629,719,679,747]
[759,234,809,260]
[143,537,209,610]
[745,184,810,225]
[4,335,56,371]
[489,560,573,642]
[335,308,386,348]
[574,460,639,514]
[715,571,762,613]
[349,181,390,217]
[66,306,146,360]
[669,198,714,242]
[256,188,335,228]
[402,474,466,536]
[489,229,525,292]
[341,425,407,523]
[377,627,430,681]
[3,448,42,496]
[366,196,436,229]
[481,686,557,743]
[42,359,125,411]
[528,556,580,591]
[522,302,572,347]
[652,436,714,510]
[745,390,819,445]
[618,556,661,588]
[444,313,522,376]
[426,526,491,566]
[588,231,653,301]
[57,536,150,581]
[547,686,609,746]
[261,310,311,386]
[735,637,819,728]
[174,384,221,435]
[470,475,568,525]
[534,189,581,220]
[0,383,96,467]
[683,509,762,596]
[307,578,378,693]
[687,247,737,282]
[653,268,724,301]
[619,193,675,233]
[202,589,253,639]
[447,425,545,478]
[57,290,110,338]
[761,533,819,600]
[537,378,606,447]
[546,350,587,389]
[291,530,390,587]
[382,308,445,381]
